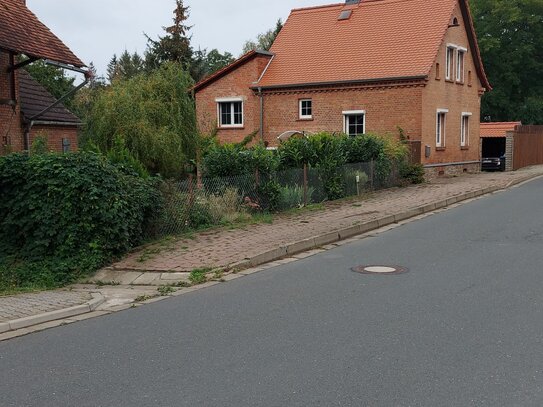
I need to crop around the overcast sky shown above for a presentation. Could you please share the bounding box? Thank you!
[27,0,334,77]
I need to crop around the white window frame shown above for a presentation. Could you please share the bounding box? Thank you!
[436,108,448,147]
[445,46,455,80]
[299,99,313,119]
[343,110,366,136]
[216,97,244,128]
[456,47,467,82]
[461,112,472,147]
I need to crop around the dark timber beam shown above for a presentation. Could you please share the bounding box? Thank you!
[7,56,38,72]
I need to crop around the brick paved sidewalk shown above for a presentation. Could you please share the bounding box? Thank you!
[112,166,543,274]
[1,166,542,339]
[0,291,91,323]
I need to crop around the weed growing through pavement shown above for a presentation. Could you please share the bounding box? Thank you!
[189,268,211,285]
[134,294,157,302]
[157,285,176,296]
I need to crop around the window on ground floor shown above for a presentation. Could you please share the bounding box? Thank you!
[461,112,472,147]
[343,110,366,136]
[217,98,243,127]
[299,99,312,119]
[436,109,448,147]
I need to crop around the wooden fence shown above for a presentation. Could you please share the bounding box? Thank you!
[513,125,543,170]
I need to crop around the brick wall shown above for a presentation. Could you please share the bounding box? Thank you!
[261,83,423,147]
[195,55,272,143]
[195,2,485,173]
[421,2,482,171]
[0,51,24,154]
[29,125,79,153]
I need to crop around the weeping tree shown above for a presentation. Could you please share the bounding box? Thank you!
[87,62,197,178]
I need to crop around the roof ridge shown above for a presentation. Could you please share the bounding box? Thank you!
[291,0,417,14]
[291,3,344,13]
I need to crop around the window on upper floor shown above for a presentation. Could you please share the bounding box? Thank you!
[461,112,472,147]
[445,47,455,80]
[456,49,466,83]
[217,98,243,128]
[299,99,312,119]
[343,110,366,136]
[436,109,448,147]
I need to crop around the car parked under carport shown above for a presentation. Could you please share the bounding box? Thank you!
[482,137,506,171]
[480,122,521,172]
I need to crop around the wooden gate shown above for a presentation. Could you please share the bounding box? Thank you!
[513,126,543,170]
[406,140,422,164]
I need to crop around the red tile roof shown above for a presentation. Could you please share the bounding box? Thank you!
[480,122,521,138]
[19,70,80,124]
[0,0,84,67]
[257,0,490,90]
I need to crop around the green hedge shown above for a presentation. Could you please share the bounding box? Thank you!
[0,152,160,291]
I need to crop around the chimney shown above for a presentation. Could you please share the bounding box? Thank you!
[345,0,360,4]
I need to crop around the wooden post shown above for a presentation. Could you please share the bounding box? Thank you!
[255,167,260,187]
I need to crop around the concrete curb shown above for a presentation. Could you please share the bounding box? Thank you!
[0,293,105,334]
[229,176,541,272]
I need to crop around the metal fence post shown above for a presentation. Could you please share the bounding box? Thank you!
[370,159,375,190]
[303,163,308,206]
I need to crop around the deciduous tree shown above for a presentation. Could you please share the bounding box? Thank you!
[471,0,543,124]
[87,62,197,178]
[242,19,283,54]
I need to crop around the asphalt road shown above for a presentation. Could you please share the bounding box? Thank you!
[2,178,543,407]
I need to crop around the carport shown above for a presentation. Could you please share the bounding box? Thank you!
[480,122,521,171]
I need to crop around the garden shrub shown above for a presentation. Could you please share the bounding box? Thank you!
[278,133,347,200]
[187,195,213,229]
[342,135,385,164]
[0,152,160,291]
[256,179,281,212]
[399,162,426,184]
[203,143,278,178]
[277,185,315,210]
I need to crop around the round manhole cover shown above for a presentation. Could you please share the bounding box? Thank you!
[352,265,409,275]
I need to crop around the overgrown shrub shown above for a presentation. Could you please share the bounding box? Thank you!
[0,152,160,291]
[400,162,426,184]
[207,187,244,223]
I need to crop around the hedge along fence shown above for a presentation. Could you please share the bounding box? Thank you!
[149,160,394,238]
[0,152,161,291]
[150,130,414,237]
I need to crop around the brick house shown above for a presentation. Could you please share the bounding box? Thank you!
[194,0,491,175]
[0,0,85,154]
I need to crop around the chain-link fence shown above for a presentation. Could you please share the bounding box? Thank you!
[148,160,400,238]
